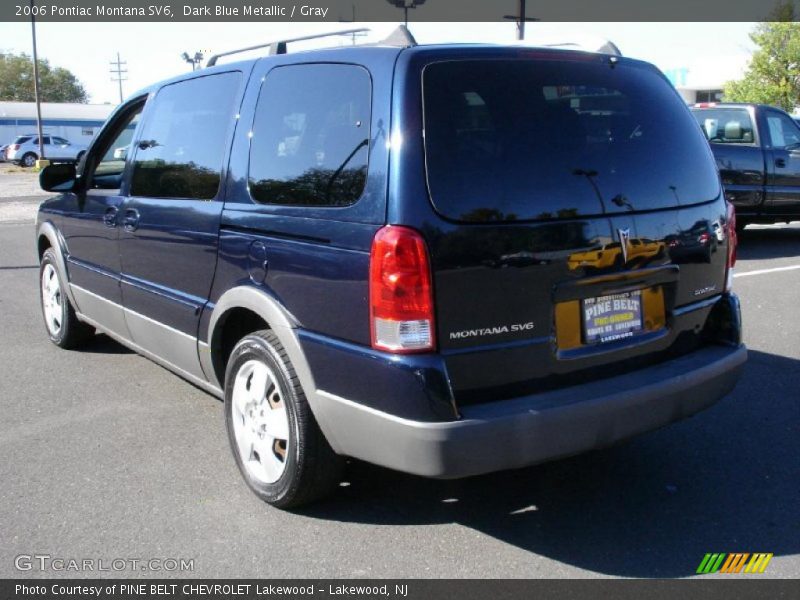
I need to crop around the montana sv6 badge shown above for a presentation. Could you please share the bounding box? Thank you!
[449,322,534,340]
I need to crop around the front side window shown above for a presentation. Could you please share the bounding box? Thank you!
[86,100,144,190]
[130,72,241,200]
[248,64,371,207]
[691,108,755,144]
[765,111,800,149]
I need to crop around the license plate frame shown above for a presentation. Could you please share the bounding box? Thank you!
[582,290,644,345]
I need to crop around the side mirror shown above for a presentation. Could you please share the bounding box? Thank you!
[40,163,77,192]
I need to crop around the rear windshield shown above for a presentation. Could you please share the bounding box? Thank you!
[690,108,755,144]
[422,58,720,222]
[13,136,31,144]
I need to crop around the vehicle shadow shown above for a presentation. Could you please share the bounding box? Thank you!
[738,223,800,260]
[302,349,799,578]
[77,332,134,354]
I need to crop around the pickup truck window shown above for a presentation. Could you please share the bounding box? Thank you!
[765,110,800,149]
[691,108,755,144]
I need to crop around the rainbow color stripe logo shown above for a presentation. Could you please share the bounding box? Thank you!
[696,553,773,574]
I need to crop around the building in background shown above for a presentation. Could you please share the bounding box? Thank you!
[661,54,751,104]
[0,102,114,145]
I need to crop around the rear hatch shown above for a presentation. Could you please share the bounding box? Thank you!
[415,50,731,404]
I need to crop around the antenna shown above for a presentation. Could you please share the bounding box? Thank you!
[109,52,127,103]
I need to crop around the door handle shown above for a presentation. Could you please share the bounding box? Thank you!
[102,206,118,228]
[122,208,140,232]
[775,158,787,168]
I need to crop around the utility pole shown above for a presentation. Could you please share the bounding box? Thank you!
[503,0,540,41]
[109,52,127,103]
[181,51,204,71]
[30,0,45,162]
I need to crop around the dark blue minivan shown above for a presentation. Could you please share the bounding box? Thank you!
[36,30,746,507]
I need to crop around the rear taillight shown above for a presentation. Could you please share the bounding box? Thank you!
[10,144,19,151]
[725,201,737,291]
[369,226,435,353]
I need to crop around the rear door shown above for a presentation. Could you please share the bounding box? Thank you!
[412,51,730,404]
[118,71,243,379]
[762,107,800,217]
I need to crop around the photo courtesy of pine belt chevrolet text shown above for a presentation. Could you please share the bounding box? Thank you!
[34,27,747,508]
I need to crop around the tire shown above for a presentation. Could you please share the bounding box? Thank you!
[21,152,37,168]
[39,248,94,349]
[224,329,344,508]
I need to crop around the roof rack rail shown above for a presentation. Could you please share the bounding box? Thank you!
[206,28,371,66]
[379,25,418,48]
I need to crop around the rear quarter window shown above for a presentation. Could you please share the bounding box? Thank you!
[422,58,721,222]
[248,63,371,207]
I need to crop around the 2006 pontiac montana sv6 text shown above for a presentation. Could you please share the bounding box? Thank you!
[35,29,746,507]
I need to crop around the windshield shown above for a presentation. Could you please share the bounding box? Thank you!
[422,58,721,222]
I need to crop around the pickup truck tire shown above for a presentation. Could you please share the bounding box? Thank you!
[39,249,95,348]
[224,329,344,508]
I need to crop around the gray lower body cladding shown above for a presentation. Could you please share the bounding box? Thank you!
[311,344,747,478]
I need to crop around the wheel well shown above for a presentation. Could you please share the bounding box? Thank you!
[37,235,52,260]
[213,307,269,385]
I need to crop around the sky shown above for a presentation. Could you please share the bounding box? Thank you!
[0,21,757,104]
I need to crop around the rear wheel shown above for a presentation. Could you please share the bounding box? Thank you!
[21,152,37,168]
[224,330,343,508]
[39,248,94,348]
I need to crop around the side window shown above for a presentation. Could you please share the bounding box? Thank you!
[42,136,51,145]
[130,72,241,200]
[248,64,371,207]
[86,101,144,190]
[53,137,68,145]
[765,111,800,149]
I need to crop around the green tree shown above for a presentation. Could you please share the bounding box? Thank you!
[723,5,800,111]
[0,52,88,103]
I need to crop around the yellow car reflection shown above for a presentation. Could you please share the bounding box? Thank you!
[568,239,664,270]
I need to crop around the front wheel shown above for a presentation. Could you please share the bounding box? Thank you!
[21,152,37,168]
[39,249,94,348]
[224,330,343,508]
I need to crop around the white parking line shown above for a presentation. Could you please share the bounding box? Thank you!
[734,264,800,278]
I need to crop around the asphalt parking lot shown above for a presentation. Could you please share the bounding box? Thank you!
[0,195,797,579]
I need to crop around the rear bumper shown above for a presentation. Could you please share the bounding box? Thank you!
[311,343,747,478]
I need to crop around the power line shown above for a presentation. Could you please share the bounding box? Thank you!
[109,52,127,103]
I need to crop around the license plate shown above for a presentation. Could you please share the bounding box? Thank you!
[582,290,643,344]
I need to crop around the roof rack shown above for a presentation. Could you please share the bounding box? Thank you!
[379,24,417,48]
[206,28,371,66]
